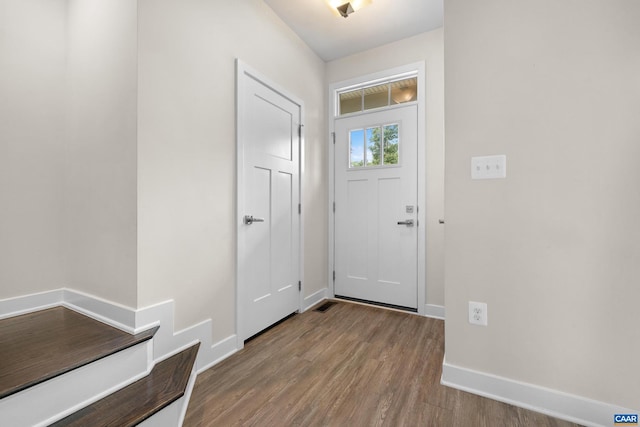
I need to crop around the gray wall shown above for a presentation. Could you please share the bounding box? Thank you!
[65,0,138,307]
[1,0,326,342]
[1,0,139,308]
[0,0,67,298]
[444,0,640,409]
[136,0,326,339]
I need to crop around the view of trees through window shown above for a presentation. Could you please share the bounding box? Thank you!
[350,124,399,168]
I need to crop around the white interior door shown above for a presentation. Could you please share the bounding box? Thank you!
[334,105,418,309]
[238,67,300,340]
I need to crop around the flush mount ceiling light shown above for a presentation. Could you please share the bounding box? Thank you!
[331,0,372,18]
[336,2,354,18]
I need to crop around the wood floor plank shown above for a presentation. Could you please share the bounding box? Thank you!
[185,301,582,427]
[0,307,157,399]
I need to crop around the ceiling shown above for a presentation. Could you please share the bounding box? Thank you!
[263,0,443,62]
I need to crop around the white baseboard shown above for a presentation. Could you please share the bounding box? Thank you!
[134,299,239,372]
[63,289,136,332]
[197,335,239,373]
[302,288,327,312]
[0,289,63,320]
[424,304,445,320]
[441,359,638,427]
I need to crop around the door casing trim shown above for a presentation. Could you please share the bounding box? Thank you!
[328,62,426,316]
[236,59,305,348]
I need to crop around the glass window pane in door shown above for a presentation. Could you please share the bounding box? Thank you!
[365,127,381,166]
[349,129,364,168]
[363,83,389,110]
[383,124,399,165]
[340,89,362,115]
[390,77,417,105]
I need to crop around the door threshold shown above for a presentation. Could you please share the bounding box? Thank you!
[334,295,417,313]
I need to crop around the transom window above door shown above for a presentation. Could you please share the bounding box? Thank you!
[338,76,417,116]
[349,123,399,168]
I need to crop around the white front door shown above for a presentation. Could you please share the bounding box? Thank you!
[334,105,418,309]
[238,66,301,340]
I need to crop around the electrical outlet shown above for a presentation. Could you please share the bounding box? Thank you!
[468,301,488,326]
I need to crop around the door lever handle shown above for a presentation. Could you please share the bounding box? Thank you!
[397,219,414,227]
[244,215,265,225]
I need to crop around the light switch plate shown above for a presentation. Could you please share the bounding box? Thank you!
[471,155,506,180]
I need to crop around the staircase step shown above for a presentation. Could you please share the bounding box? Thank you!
[51,343,200,427]
[0,306,157,400]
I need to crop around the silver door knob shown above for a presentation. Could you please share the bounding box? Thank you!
[397,219,414,227]
[244,215,265,225]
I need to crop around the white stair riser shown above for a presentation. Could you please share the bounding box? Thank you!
[138,397,183,427]
[1,340,152,427]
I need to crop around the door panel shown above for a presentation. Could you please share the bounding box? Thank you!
[272,171,294,289]
[346,179,368,279]
[334,105,418,309]
[377,177,402,284]
[239,72,300,340]
[246,166,272,302]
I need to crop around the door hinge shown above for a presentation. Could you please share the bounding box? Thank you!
[332,271,336,282]
[298,281,302,291]
[331,132,336,144]
[298,203,301,214]
[298,124,304,138]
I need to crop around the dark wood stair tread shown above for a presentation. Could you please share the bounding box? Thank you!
[51,343,200,427]
[0,307,158,399]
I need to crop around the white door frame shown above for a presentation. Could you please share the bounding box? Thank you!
[327,62,426,316]
[236,59,305,349]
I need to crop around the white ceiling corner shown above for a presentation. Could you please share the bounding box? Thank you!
[263,0,443,62]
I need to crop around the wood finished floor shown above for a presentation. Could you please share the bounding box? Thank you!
[185,301,581,427]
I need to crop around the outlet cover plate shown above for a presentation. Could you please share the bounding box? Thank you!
[469,301,488,326]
